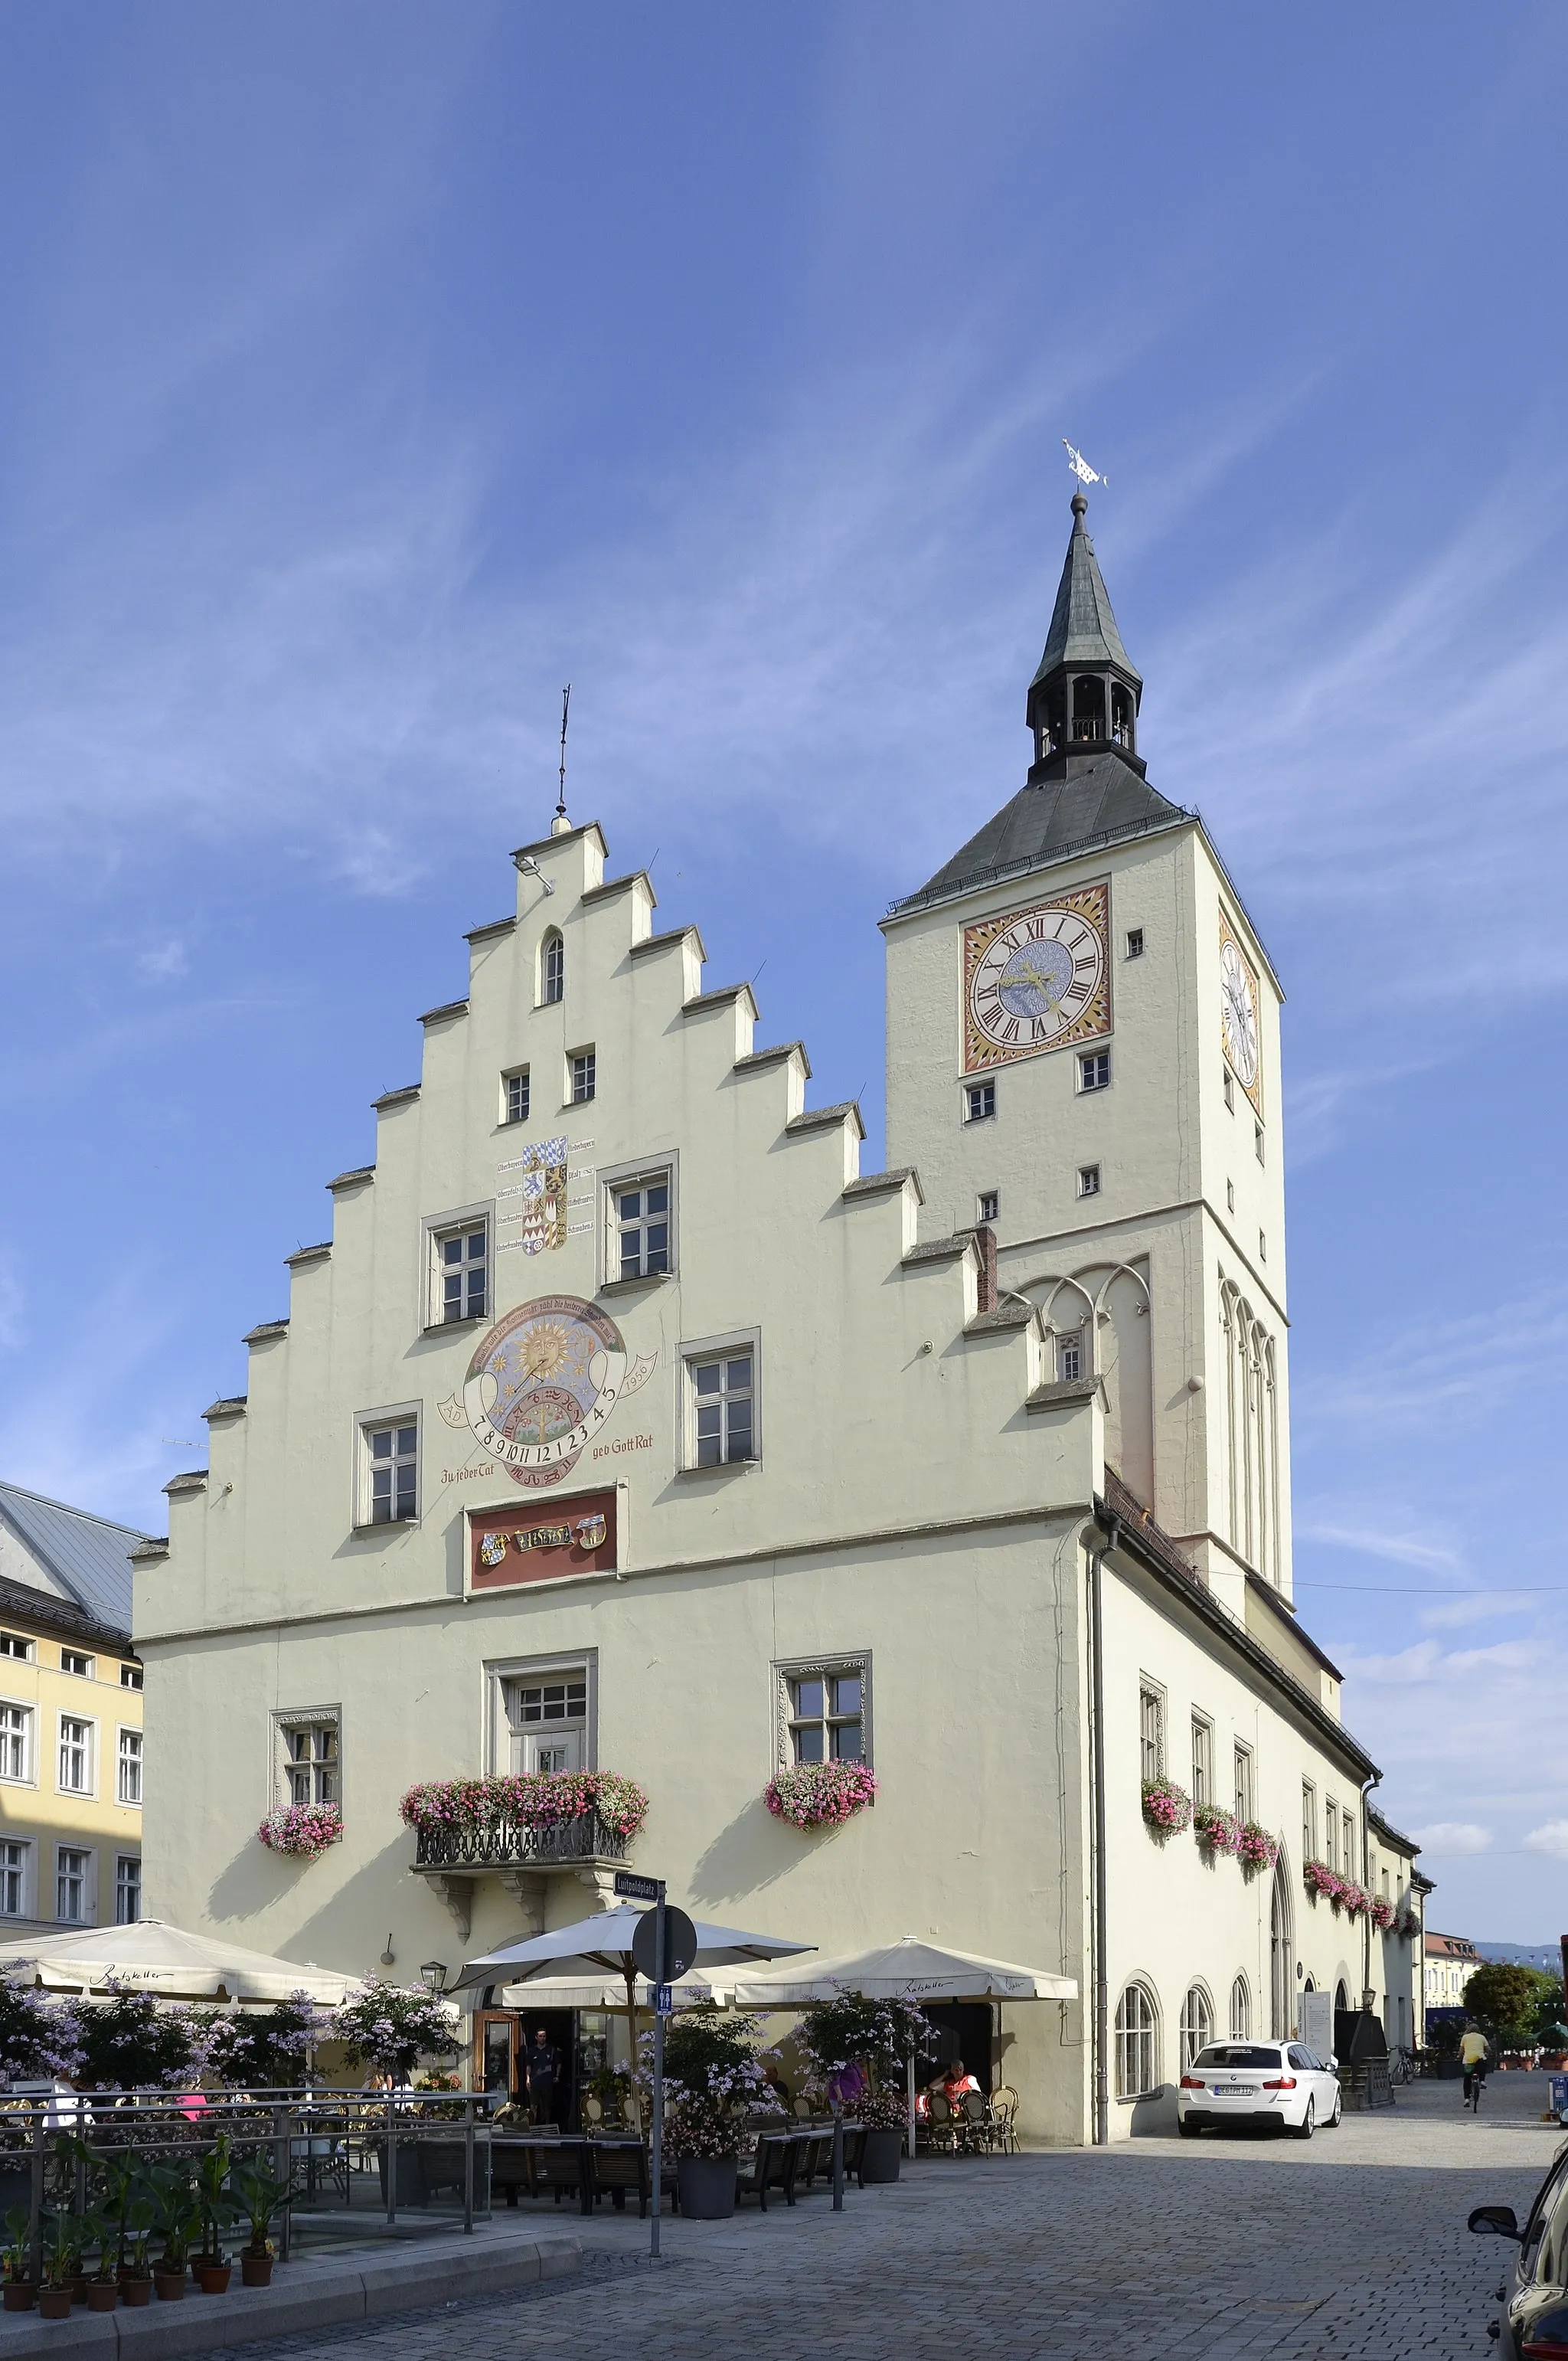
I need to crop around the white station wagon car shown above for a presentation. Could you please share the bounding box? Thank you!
[1178,2041,1343,2138]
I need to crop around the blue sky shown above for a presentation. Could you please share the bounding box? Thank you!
[2,3,1566,1940]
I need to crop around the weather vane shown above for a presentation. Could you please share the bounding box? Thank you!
[1063,441,1107,490]
[557,684,570,824]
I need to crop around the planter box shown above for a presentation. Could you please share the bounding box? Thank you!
[676,2157,737,2219]
[859,2129,902,2184]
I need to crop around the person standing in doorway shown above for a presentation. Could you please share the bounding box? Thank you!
[524,2026,560,2127]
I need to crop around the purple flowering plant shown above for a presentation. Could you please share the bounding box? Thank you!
[0,1981,83,2088]
[764,1762,877,1830]
[333,1982,459,2078]
[202,1991,332,2088]
[1369,1897,1395,1931]
[258,1802,342,1860]
[1141,1776,1193,1837]
[1193,1803,1240,1854]
[1236,1822,1279,1873]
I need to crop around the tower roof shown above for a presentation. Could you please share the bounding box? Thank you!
[1029,492,1142,693]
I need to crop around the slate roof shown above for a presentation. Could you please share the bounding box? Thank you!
[0,1480,148,1640]
[891,750,1191,915]
[1030,495,1141,692]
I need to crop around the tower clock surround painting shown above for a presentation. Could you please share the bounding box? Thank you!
[962,881,1112,1074]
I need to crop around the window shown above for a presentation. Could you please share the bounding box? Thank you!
[613,1172,671,1280]
[1191,1717,1213,1809]
[0,1705,31,1784]
[434,1221,488,1325]
[977,1191,999,1225]
[1230,1974,1251,2040]
[1179,1984,1213,2073]
[57,1717,91,1795]
[1078,1164,1101,1198]
[1114,1981,1158,2098]
[1125,927,1144,959]
[570,1048,596,1104]
[1380,1867,1390,1902]
[541,929,564,1005]
[1227,1180,1235,1213]
[60,1650,91,1678]
[364,1418,418,1524]
[1138,1685,1165,1782]
[117,1728,143,1807]
[0,1843,25,1917]
[787,1669,864,1765]
[502,1067,531,1126]
[1057,1330,1083,1382]
[1233,1741,1253,1823]
[1223,1070,1235,1112]
[1079,1051,1110,1092]
[1259,1231,1267,1263]
[965,1082,995,1123]
[506,1671,587,1774]
[1255,1123,1265,1166]
[114,1857,142,1926]
[1323,1798,1337,1871]
[280,1719,338,1807]
[0,1635,33,1663]
[689,1351,755,1467]
[119,1664,142,1691]
[56,1849,90,1924]
[1302,1780,1316,1865]
[1342,1809,1355,1876]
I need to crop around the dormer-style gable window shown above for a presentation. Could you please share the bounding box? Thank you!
[541,930,564,1006]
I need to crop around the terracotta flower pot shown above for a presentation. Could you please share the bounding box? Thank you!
[194,2261,231,2295]
[119,2278,152,2307]
[2,2282,35,2311]
[86,2281,118,2313]
[69,2277,88,2304]
[38,2288,71,2320]
[153,2268,186,2301]
[240,2252,273,2287]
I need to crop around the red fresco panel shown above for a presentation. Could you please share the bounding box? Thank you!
[468,1490,618,1589]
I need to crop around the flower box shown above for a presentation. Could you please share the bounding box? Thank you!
[257,1803,342,1860]
[1303,1859,1346,1908]
[1194,1803,1240,1855]
[1370,1897,1395,1931]
[1236,1821,1279,1873]
[765,1762,877,1830]
[1140,1777,1192,1837]
[399,1771,648,1845]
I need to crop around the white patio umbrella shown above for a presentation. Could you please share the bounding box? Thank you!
[730,1934,1078,2147]
[0,1918,361,2006]
[452,1905,814,2007]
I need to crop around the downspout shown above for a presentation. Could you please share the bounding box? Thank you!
[1084,1518,1117,2147]
[1361,1771,1382,2012]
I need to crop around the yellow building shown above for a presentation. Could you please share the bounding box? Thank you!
[0,1482,146,1931]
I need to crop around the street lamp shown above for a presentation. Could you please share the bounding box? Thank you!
[420,1960,448,1996]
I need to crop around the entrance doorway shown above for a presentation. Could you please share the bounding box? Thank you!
[472,2006,583,2127]
[920,2004,994,2092]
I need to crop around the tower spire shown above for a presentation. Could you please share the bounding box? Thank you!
[1026,493,1142,773]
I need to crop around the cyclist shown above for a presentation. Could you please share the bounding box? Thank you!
[1460,2021,1491,2107]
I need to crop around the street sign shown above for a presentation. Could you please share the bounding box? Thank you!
[632,1904,697,1985]
[655,1984,674,2016]
[614,1870,662,1904]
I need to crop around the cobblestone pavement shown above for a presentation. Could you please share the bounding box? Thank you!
[226,2072,1566,2361]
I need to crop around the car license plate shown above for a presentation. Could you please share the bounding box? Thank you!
[1219,2084,1259,2098]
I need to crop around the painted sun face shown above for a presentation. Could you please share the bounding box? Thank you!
[1219,918,1262,1108]
[962,884,1110,1072]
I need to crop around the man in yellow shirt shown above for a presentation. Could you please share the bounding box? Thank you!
[1460,2024,1491,2104]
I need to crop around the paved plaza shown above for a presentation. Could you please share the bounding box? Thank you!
[225,2075,1565,2361]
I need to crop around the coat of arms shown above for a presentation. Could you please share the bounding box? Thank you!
[496,1137,568,1257]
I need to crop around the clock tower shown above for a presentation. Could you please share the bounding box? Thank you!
[881,495,1291,1627]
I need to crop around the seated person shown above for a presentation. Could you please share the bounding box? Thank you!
[941,2058,981,2105]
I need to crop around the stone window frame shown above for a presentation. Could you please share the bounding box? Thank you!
[484,1649,599,1778]
[597,1149,681,1293]
[272,1705,341,1813]
[771,1651,872,1779]
[677,1327,763,1475]
[354,1400,422,1531]
[421,1201,493,1334]
[0,1698,35,1788]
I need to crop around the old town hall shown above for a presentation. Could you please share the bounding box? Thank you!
[135,494,1426,2142]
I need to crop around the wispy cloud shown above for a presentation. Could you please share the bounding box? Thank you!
[1415,1823,1493,1856]
[1295,1517,1462,1574]
[1525,1823,1568,1862]
[1294,1293,1568,1432]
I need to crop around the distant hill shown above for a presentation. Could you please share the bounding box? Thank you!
[1476,1941,1563,1973]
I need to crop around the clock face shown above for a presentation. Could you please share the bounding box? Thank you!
[1218,917,1263,1109]
[962,883,1110,1073]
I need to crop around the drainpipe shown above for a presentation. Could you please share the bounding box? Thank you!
[1083,1518,1117,2147]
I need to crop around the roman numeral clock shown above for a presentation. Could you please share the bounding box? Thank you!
[962,882,1111,1072]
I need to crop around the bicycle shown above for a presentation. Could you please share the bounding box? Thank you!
[1389,2045,1415,2086]
[1465,2065,1488,2112]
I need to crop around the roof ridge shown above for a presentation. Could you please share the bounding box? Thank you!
[0,1480,148,1542]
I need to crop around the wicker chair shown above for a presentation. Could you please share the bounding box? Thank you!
[989,2086,1020,2154]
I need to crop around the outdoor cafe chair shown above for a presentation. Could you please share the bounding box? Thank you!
[925,2092,960,2157]
[523,2138,593,2215]
[989,2087,1020,2154]
[737,2130,799,2210]
[961,2090,994,2153]
[586,2138,650,2219]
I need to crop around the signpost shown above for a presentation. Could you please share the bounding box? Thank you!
[617,1872,698,2259]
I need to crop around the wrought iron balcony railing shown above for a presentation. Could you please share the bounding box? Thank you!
[412,1811,632,1873]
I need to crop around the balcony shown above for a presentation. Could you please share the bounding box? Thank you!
[412,1810,632,1876]
[404,1774,646,1941]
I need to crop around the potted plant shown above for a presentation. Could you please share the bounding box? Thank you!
[38,2213,77,2320]
[856,2085,913,2182]
[1140,1775,1192,1837]
[257,1801,343,1859]
[795,1990,935,2185]
[1236,1821,1279,1874]
[763,1761,878,1831]
[85,2214,119,2314]
[192,2135,236,2293]
[1193,1803,1239,1856]
[148,2162,200,2300]
[1,2204,34,2310]
[119,2195,156,2306]
[664,2094,742,2218]
[233,2156,289,2285]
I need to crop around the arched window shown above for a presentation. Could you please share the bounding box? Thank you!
[541,929,564,1005]
[1114,1980,1159,2098]
[1179,1983,1213,2072]
[1270,1856,1293,2039]
[1334,1979,1349,2016]
[1229,1974,1250,2041]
